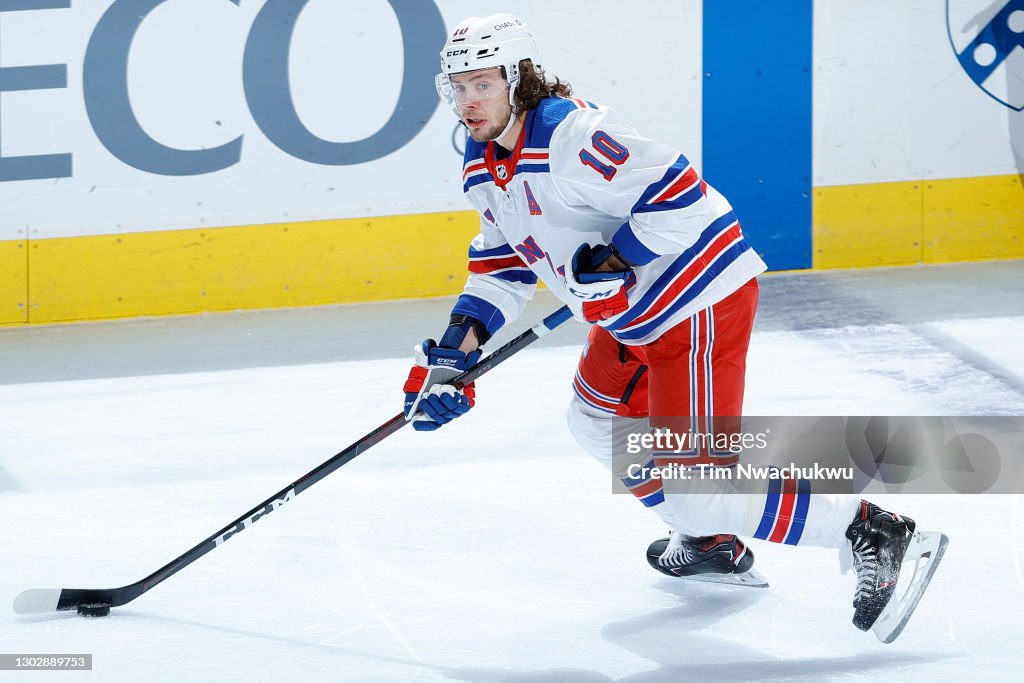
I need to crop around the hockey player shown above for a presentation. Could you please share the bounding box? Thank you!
[402,13,946,643]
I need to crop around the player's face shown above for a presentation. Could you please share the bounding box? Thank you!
[448,68,513,142]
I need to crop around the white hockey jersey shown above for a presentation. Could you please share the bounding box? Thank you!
[452,97,767,345]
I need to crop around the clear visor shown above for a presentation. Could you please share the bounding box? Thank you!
[435,67,510,113]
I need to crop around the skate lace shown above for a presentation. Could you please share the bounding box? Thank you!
[850,535,878,603]
[658,533,695,568]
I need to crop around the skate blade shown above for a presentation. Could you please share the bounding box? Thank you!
[679,567,769,589]
[871,530,948,644]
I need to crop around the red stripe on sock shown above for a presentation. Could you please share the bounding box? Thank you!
[769,477,797,543]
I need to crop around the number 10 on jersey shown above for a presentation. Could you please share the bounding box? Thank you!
[579,131,629,181]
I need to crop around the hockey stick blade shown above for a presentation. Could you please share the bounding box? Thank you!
[13,589,61,615]
[13,306,574,617]
[14,586,139,615]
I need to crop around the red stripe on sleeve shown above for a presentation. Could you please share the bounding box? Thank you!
[630,478,664,499]
[619,224,742,331]
[468,255,529,274]
[653,167,699,203]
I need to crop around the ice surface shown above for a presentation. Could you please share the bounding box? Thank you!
[2,265,1023,682]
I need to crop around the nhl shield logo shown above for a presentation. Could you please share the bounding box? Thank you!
[946,0,1024,110]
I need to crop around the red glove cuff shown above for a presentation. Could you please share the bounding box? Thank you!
[582,287,629,322]
[403,365,429,394]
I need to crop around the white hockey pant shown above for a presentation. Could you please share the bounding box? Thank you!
[567,396,858,551]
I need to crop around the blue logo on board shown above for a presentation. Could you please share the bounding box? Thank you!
[947,0,1024,110]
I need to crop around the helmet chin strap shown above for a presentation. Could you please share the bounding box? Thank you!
[488,108,519,143]
[488,70,521,144]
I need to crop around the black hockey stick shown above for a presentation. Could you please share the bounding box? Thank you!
[13,306,574,617]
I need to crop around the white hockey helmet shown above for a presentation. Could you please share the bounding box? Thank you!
[435,14,542,115]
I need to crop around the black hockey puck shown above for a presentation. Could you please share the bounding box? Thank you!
[77,602,111,617]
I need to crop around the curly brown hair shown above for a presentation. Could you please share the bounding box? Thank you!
[513,59,572,112]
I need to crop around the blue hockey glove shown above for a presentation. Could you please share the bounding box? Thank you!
[565,244,635,322]
[403,340,482,431]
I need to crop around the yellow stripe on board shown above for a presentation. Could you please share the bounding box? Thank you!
[0,238,27,324]
[813,180,923,268]
[23,211,479,325]
[923,174,1024,263]
[815,173,1024,269]
[3,174,1022,326]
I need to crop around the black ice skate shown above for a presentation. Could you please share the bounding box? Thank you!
[646,532,768,588]
[846,500,948,643]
